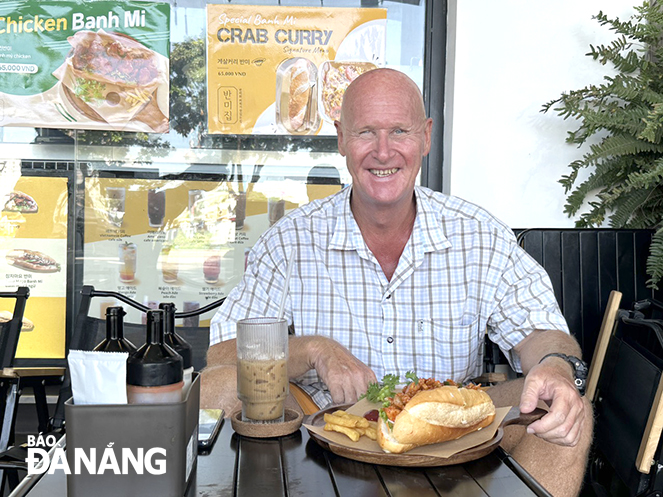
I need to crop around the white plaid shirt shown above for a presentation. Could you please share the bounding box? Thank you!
[210,185,568,408]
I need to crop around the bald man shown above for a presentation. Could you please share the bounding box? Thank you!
[205,68,591,497]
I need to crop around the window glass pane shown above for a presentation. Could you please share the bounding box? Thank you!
[0,0,426,364]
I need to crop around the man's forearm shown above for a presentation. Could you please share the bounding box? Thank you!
[515,329,582,376]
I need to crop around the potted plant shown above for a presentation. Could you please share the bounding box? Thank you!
[543,1,663,288]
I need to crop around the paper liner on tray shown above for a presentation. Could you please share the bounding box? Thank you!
[304,397,511,459]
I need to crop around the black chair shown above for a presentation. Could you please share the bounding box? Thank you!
[0,287,30,446]
[587,298,663,496]
[0,287,29,494]
[50,285,225,431]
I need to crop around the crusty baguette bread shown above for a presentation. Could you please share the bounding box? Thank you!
[288,61,311,131]
[377,417,416,454]
[377,386,496,453]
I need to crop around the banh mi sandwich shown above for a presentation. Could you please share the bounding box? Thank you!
[6,249,61,273]
[67,30,160,88]
[364,375,495,454]
[4,191,38,213]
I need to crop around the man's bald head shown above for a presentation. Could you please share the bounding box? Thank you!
[339,68,427,125]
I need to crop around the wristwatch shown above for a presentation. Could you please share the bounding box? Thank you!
[539,353,588,396]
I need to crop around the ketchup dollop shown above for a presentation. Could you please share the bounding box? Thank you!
[364,409,379,422]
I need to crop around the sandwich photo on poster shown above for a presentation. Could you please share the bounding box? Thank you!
[0,171,69,361]
[0,0,170,133]
[206,5,387,136]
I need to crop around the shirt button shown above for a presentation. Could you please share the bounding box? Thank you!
[387,337,394,344]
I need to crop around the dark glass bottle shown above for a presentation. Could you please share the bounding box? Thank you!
[159,303,194,392]
[126,310,183,404]
[93,307,137,354]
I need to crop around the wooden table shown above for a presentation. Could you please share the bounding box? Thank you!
[14,418,551,497]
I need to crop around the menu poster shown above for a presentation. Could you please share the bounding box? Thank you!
[206,5,386,136]
[0,174,69,360]
[0,1,170,133]
[83,177,342,326]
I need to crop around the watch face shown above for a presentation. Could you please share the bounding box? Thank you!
[540,353,587,395]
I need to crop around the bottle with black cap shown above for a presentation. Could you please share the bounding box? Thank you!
[127,309,183,404]
[159,302,194,394]
[93,307,137,354]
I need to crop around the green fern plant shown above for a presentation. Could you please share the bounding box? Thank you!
[543,1,663,288]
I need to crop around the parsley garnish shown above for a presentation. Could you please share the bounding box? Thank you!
[405,371,419,385]
[361,371,419,407]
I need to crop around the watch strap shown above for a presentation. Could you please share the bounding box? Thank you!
[539,353,588,396]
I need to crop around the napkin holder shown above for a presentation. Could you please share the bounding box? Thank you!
[64,373,200,497]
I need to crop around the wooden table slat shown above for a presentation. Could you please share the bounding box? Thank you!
[325,450,388,497]
[236,436,285,496]
[425,465,489,497]
[376,466,448,497]
[195,420,236,497]
[281,430,338,497]
[463,452,542,497]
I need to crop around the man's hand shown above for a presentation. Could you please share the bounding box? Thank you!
[304,336,377,404]
[519,358,586,446]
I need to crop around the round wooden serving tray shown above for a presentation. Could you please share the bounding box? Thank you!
[305,404,546,467]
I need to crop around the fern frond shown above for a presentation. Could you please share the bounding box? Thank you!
[647,227,663,289]
[545,1,663,287]
[608,187,654,226]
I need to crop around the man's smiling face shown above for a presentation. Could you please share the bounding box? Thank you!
[335,69,432,212]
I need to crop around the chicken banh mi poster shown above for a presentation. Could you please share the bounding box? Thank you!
[0,171,69,360]
[206,5,387,136]
[0,1,170,133]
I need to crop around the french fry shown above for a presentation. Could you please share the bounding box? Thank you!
[356,421,378,440]
[360,428,377,440]
[125,89,151,110]
[324,413,356,427]
[324,422,360,442]
[325,412,369,428]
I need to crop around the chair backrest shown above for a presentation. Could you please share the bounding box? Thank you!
[516,228,663,362]
[592,302,663,495]
[0,287,30,369]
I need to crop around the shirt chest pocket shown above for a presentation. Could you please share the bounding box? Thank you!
[406,317,483,382]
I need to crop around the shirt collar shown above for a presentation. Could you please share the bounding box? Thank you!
[412,186,452,254]
[328,186,363,251]
[328,185,451,254]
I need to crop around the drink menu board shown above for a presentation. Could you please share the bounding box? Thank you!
[83,176,342,325]
[0,169,69,360]
[83,176,343,326]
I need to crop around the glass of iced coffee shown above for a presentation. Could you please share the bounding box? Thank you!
[236,317,288,423]
[106,187,126,228]
[147,188,166,228]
